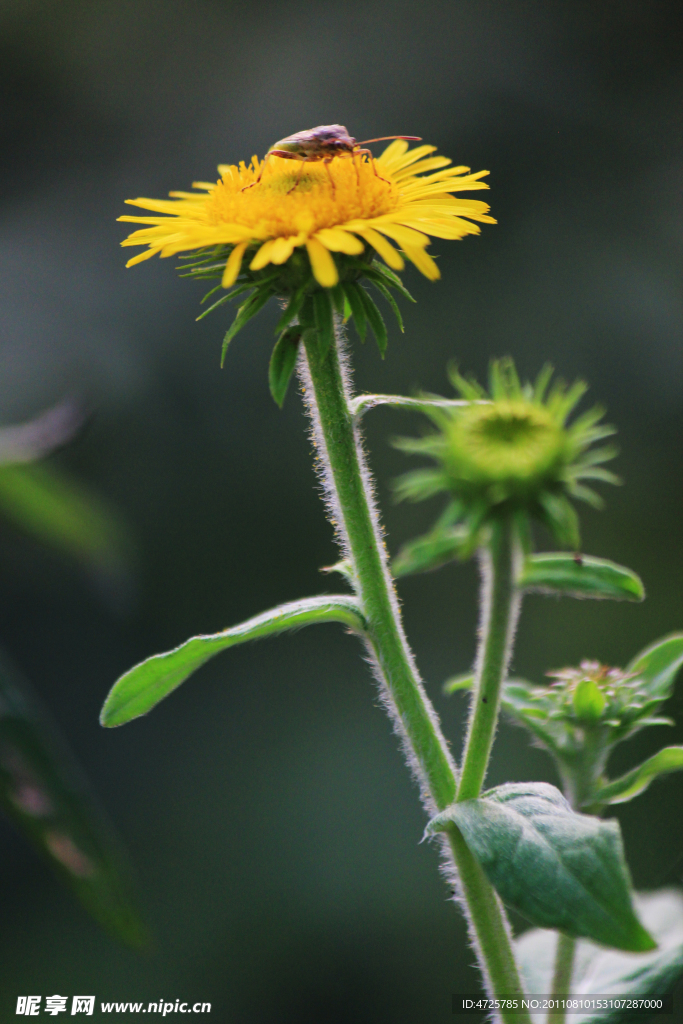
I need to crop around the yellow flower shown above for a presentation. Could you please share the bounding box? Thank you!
[119,140,495,289]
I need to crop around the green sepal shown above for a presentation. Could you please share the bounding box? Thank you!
[274,284,308,335]
[425,782,656,952]
[392,527,466,577]
[0,653,146,947]
[573,678,608,720]
[330,284,346,318]
[357,287,388,356]
[595,747,683,805]
[101,595,366,727]
[442,674,475,694]
[312,289,334,358]
[538,492,581,550]
[344,282,367,342]
[369,278,404,333]
[269,327,302,408]
[516,889,683,1024]
[518,553,645,602]
[221,287,273,366]
[366,260,416,303]
[626,633,683,702]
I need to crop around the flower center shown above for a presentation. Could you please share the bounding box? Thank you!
[208,155,400,237]
[443,401,566,494]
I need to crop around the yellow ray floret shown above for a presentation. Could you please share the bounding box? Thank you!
[119,140,495,288]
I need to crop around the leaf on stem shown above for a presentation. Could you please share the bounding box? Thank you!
[100,595,366,728]
[425,782,656,952]
[516,889,683,1023]
[269,328,302,408]
[392,528,466,577]
[442,674,475,694]
[626,633,683,702]
[0,653,145,946]
[518,553,644,602]
[595,747,683,805]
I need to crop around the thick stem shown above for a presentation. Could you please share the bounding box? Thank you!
[458,519,521,801]
[547,932,576,1023]
[301,330,530,1024]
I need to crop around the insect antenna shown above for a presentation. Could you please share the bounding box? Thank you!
[358,135,422,144]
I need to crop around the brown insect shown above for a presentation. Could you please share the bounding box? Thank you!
[242,124,422,194]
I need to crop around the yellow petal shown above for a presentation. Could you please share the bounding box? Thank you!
[270,236,297,264]
[250,239,276,271]
[125,246,164,267]
[359,228,405,271]
[403,244,440,280]
[305,238,338,287]
[222,242,248,287]
[373,223,430,247]
[314,228,364,255]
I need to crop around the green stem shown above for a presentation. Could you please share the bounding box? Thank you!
[547,932,576,1024]
[457,518,521,801]
[301,329,530,1024]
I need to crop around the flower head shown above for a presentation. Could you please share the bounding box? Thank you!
[120,137,494,289]
[118,135,495,397]
[394,359,619,556]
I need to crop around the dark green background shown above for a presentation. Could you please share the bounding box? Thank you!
[0,1,681,1019]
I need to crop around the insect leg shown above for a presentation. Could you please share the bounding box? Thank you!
[323,157,336,196]
[356,148,391,186]
[286,160,307,195]
[240,155,268,192]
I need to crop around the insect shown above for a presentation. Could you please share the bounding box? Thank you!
[242,125,421,194]
[573,552,584,566]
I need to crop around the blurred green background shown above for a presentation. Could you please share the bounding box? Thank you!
[0,1,681,1019]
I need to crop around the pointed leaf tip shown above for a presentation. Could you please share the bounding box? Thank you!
[519,553,644,602]
[426,782,656,952]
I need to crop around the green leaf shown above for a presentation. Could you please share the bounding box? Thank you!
[595,747,683,805]
[312,289,334,358]
[0,464,128,576]
[344,282,367,342]
[392,528,465,577]
[101,595,366,728]
[443,674,475,694]
[519,553,644,602]
[425,782,656,952]
[626,633,683,702]
[269,328,302,408]
[221,287,273,365]
[0,652,145,946]
[516,889,683,1023]
[358,287,388,356]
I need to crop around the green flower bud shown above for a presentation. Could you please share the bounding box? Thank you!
[394,358,619,554]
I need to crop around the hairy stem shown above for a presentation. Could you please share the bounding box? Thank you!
[548,932,576,1023]
[457,519,521,801]
[301,328,529,1023]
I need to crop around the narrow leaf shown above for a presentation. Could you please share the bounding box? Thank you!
[369,278,404,332]
[538,492,580,550]
[443,674,475,694]
[101,596,366,727]
[344,282,367,342]
[596,747,683,805]
[392,528,465,577]
[312,289,334,358]
[274,284,307,335]
[368,260,415,302]
[358,287,388,356]
[221,287,272,365]
[516,889,683,1024]
[268,328,302,408]
[626,633,683,701]
[425,782,656,952]
[0,653,145,946]
[519,553,644,602]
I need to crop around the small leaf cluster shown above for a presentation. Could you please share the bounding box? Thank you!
[394,358,618,561]
[501,635,683,811]
[179,246,414,404]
